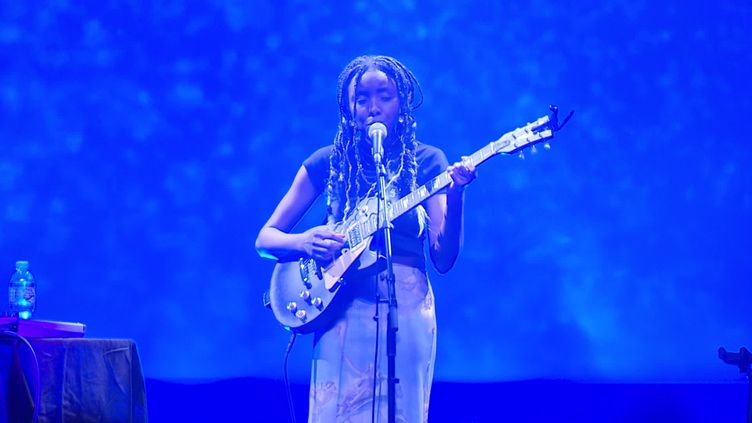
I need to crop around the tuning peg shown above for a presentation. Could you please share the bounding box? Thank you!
[530,145,538,154]
[518,151,525,160]
[543,142,551,150]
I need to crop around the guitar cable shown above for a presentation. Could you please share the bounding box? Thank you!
[283,332,298,423]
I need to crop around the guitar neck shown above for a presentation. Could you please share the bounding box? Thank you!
[349,113,554,241]
[387,141,503,223]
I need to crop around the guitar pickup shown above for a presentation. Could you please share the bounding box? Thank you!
[314,264,323,281]
[347,226,362,247]
[299,258,313,288]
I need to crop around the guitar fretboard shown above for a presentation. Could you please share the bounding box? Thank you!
[387,140,504,222]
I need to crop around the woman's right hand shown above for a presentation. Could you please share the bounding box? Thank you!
[301,226,346,262]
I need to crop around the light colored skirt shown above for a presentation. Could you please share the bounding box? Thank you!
[308,263,437,423]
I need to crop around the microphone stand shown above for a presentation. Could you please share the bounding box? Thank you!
[373,139,398,423]
[719,347,752,423]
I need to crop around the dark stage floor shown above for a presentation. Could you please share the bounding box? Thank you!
[146,377,749,422]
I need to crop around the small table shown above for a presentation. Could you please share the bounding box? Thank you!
[0,337,147,422]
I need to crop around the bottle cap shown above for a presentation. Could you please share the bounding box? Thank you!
[15,260,29,270]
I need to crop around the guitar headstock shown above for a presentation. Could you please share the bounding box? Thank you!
[492,105,574,158]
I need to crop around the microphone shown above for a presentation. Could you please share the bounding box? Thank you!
[368,122,387,163]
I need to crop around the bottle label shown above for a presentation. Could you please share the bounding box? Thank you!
[23,286,36,302]
[9,287,35,308]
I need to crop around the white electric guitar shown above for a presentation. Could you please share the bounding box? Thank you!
[267,107,573,333]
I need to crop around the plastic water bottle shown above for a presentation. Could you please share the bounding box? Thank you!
[8,260,36,319]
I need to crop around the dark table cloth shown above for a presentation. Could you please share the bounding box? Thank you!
[0,337,147,423]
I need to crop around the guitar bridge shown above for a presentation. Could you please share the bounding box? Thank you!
[299,258,315,288]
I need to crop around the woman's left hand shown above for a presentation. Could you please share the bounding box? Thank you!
[447,156,477,194]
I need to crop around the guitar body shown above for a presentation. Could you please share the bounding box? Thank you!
[269,236,383,333]
[269,258,341,334]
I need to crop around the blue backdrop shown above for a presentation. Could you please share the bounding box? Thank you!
[1,1,749,384]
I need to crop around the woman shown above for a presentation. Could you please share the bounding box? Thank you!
[256,55,476,423]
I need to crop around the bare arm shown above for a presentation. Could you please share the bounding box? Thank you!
[425,159,476,274]
[255,166,344,261]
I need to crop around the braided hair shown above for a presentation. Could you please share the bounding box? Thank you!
[326,55,424,224]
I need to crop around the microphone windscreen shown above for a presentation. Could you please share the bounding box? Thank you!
[368,122,387,139]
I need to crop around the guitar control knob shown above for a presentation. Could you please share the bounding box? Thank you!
[286,302,298,312]
[295,310,307,320]
[312,297,323,308]
[300,290,311,302]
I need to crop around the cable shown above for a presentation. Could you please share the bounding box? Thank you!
[371,292,382,423]
[372,189,383,423]
[1,329,41,423]
[283,332,298,423]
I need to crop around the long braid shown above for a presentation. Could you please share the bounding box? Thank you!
[327,55,423,223]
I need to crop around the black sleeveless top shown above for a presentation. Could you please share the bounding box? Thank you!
[303,142,448,270]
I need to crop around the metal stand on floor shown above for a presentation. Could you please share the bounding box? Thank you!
[719,346,751,423]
